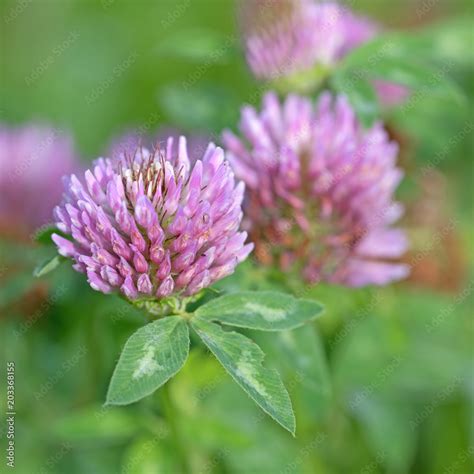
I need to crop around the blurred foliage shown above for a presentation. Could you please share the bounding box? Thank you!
[1,0,473,473]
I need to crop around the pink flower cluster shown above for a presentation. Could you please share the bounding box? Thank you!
[52,138,253,299]
[241,0,409,104]
[223,92,409,286]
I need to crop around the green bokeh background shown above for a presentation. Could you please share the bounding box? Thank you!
[1,1,473,473]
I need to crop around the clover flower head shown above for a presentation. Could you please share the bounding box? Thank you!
[241,0,346,82]
[52,137,253,300]
[223,91,409,287]
[240,0,409,104]
[0,124,79,235]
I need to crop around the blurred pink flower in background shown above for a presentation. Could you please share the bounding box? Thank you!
[241,0,346,80]
[223,91,409,287]
[53,137,253,299]
[240,0,409,105]
[107,127,211,164]
[0,124,80,237]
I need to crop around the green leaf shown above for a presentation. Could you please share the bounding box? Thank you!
[106,317,189,405]
[339,33,427,70]
[255,325,332,418]
[195,291,324,331]
[331,74,379,127]
[33,255,66,277]
[364,57,462,103]
[191,318,295,435]
[336,32,464,105]
[364,58,440,89]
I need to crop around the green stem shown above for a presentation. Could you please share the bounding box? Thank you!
[159,383,189,474]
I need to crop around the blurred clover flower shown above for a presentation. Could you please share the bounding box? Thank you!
[240,0,408,104]
[52,137,253,300]
[108,127,211,163]
[0,124,79,237]
[241,0,345,82]
[223,92,409,286]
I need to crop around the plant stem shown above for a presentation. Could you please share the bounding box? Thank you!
[159,383,190,474]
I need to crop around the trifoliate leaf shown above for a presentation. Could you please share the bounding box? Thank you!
[106,317,189,405]
[191,318,295,435]
[195,291,324,331]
